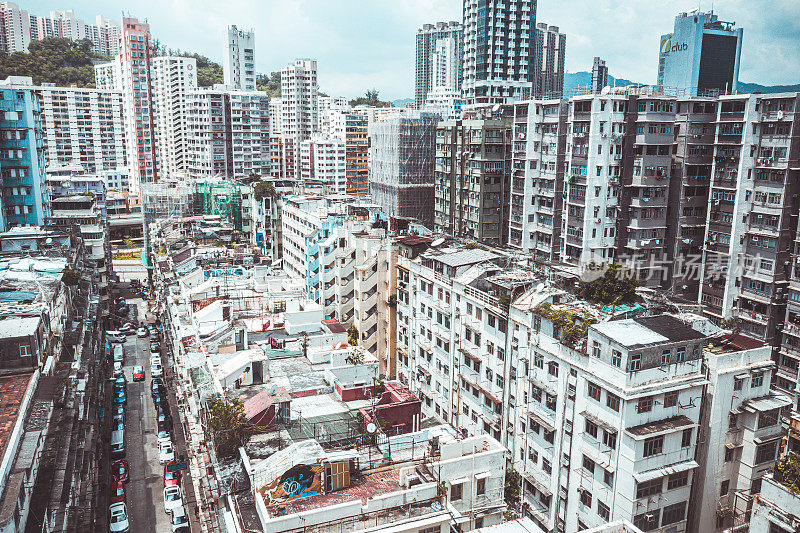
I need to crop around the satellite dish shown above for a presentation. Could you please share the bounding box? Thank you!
[491,103,501,112]
[535,283,545,292]
[431,237,445,247]
[366,423,377,434]
[270,384,278,395]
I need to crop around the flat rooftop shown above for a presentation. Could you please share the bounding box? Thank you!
[594,315,705,349]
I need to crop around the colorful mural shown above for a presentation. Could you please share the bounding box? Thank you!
[260,463,323,506]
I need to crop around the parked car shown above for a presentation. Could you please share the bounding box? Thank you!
[110,479,126,504]
[113,420,124,433]
[151,362,163,378]
[120,323,136,335]
[113,361,123,374]
[106,331,126,344]
[159,441,175,464]
[113,344,124,364]
[149,355,162,367]
[150,341,160,352]
[132,366,145,382]
[149,331,159,342]
[157,426,171,442]
[163,463,181,487]
[109,502,130,533]
[163,485,183,514]
[113,388,126,404]
[111,459,129,484]
[151,378,164,396]
[170,506,189,530]
[137,327,148,337]
[113,407,124,425]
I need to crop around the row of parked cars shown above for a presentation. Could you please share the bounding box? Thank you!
[107,320,189,531]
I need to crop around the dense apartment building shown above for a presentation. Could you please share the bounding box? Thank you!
[591,57,608,94]
[368,111,437,226]
[0,84,48,228]
[395,236,788,533]
[223,25,255,91]
[152,56,198,178]
[95,17,158,191]
[699,94,800,346]
[298,135,347,194]
[462,0,537,107]
[281,60,318,142]
[344,111,369,196]
[2,76,127,175]
[415,21,463,109]
[185,86,270,180]
[508,99,567,262]
[0,2,119,55]
[434,115,513,246]
[532,23,566,99]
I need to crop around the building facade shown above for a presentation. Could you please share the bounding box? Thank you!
[152,56,198,178]
[657,11,742,97]
[368,111,437,226]
[298,135,347,194]
[185,86,270,180]
[223,25,255,91]
[591,57,608,94]
[0,84,48,228]
[462,0,537,107]
[532,23,566,99]
[415,21,463,109]
[434,116,513,246]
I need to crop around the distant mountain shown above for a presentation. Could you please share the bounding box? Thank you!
[393,98,414,107]
[563,71,800,97]
[736,81,800,94]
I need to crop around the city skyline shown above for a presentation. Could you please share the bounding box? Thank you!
[23,0,800,100]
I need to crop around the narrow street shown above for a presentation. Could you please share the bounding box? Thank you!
[112,298,197,532]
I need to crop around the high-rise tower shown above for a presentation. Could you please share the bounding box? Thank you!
[223,25,256,91]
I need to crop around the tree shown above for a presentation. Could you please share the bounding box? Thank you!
[205,394,252,458]
[772,453,800,494]
[504,468,521,509]
[347,325,359,346]
[256,72,281,97]
[575,263,639,305]
[0,37,111,87]
[253,181,276,201]
[61,266,81,286]
[349,88,391,108]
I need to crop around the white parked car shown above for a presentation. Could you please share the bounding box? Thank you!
[151,362,163,377]
[149,355,162,367]
[137,327,148,337]
[159,441,175,464]
[163,486,183,515]
[170,505,189,531]
[109,502,130,532]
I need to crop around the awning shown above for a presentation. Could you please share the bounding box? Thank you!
[633,460,699,483]
[475,471,492,480]
[528,410,556,433]
[450,477,469,486]
[523,472,552,497]
[755,433,784,445]
[741,394,792,413]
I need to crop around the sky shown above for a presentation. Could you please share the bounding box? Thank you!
[27,0,800,100]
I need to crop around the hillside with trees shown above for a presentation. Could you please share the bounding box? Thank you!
[0,37,110,87]
[349,89,391,107]
[151,40,223,87]
[256,72,281,97]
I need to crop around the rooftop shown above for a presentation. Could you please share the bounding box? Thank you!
[626,415,695,438]
[0,373,34,459]
[593,315,706,349]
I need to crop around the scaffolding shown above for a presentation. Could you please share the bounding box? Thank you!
[368,111,437,227]
[193,179,243,231]
[140,175,195,221]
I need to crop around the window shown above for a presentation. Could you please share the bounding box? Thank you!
[729,413,738,429]
[637,397,653,413]
[597,500,610,521]
[588,382,601,401]
[676,347,686,362]
[602,430,617,450]
[579,489,592,507]
[542,458,552,474]
[582,455,595,474]
[637,478,662,499]
[751,372,764,388]
[585,419,598,438]
[629,353,641,371]
[634,509,660,531]
[476,477,486,496]
[592,341,601,358]
[643,436,664,457]
[733,378,744,391]
[611,349,621,367]
[604,469,614,487]
[681,428,693,448]
[545,393,557,411]
[606,393,620,412]
[534,353,543,369]
[758,409,780,429]
[755,442,778,464]
[18,344,31,357]
[667,471,688,490]
[450,482,463,501]
[664,391,678,408]
[661,501,687,526]
[548,361,558,377]
[661,350,670,365]
[720,480,729,496]
[724,447,735,462]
